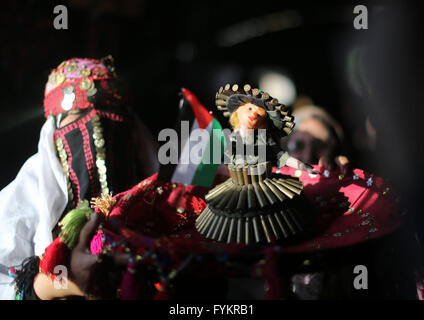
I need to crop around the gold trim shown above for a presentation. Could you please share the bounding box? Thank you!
[56,137,74,204]
[91,115,109,195]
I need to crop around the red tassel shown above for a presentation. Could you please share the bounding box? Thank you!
[39,237,71,280]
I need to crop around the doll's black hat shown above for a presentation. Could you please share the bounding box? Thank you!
[215,83,296,137]
[226,94,266,113]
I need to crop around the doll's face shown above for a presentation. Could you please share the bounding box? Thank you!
[237,103,267,129]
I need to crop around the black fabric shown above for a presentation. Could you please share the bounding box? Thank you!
[65,128,91,200]
[228,130,281,165]
[55,109,142,206]
[100,117,140,194]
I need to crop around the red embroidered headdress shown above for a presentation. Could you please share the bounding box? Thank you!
[43,56,121,118]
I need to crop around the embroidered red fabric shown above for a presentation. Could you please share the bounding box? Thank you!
[43,57,122,118]
[278,166,402,252]
[94,166,402,254]
[39,165,403,299]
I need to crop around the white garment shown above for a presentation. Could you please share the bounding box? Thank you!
[0,116,68,299]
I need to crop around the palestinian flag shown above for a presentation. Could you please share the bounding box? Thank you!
[158,88,226,187]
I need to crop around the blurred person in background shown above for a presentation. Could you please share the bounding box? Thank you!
[252,68,350,175]
[281,96,350,174]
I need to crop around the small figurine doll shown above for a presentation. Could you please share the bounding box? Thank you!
[195,84,318,245]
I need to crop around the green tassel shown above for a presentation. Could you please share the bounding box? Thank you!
[59,200,93,249]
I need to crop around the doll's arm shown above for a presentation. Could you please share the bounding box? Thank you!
[34,213,129,299]
[276,151,290,168]
[285,156,320,175]
[33,214,101,299]
[33,272,83,299]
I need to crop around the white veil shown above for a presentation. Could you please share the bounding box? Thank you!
[0,116,68,299]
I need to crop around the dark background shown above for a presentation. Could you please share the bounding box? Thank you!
[0,0,423,205]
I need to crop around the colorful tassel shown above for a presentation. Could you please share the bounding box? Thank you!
[13,256,40,298]
[39,238,71,278]
[90,231,104,255]
[90,193,116,219]
[58,200,94,249]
